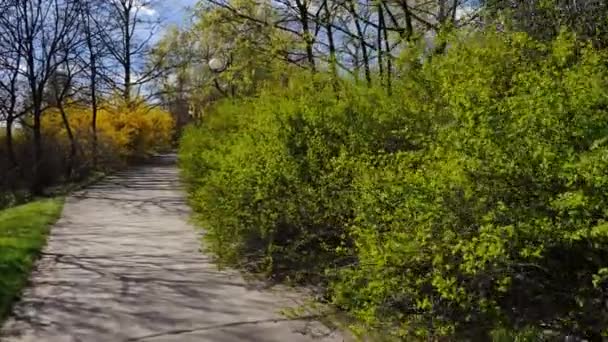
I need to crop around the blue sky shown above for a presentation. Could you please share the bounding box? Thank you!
[154,0,199,28]
[133,0,197,45]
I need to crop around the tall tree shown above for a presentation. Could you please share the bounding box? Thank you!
[0,2,25,170]
[80,0,109,168]
[4,0,82,193]
[101,0,161,104]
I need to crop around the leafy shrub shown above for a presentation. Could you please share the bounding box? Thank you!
[332,31,608,339]
[180,74,424,279]
[180,31,608,339]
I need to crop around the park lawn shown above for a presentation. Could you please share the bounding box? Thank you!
[0,198,64,320]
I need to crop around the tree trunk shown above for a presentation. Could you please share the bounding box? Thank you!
[438,0,447,25]
[353,44,361,83]
[5,117,18,170]
[32,105,43,195]
[323,0,337,78]
[123,4,132,104]
[85,5,99,169]
[377,4,384,84]
[398,0,414,41]
[296,0,316,71]
[58,102,77,179]
[348,0,371,86]
[379,3,392,94]
[451,0,458,24]
[90,58,99,169]
[124,53,131,103]
[91,94,98,169]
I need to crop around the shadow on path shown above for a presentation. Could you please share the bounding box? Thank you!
[1,155,344,342]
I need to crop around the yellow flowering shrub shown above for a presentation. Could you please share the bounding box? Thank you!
[41,102,174,161]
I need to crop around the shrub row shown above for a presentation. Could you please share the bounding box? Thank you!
[179,31,608,339]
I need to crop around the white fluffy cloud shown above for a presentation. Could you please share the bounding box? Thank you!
[138,5,157,16]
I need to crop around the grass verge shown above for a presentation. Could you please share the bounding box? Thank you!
[0,198,64,320]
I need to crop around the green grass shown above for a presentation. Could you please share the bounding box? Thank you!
[0,198,64,319]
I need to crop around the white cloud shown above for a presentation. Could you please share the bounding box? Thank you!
[108,0,157,16]
[138,5,157,16]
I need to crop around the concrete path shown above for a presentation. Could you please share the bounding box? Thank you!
[1,155,344,342]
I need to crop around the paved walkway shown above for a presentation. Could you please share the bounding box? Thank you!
[1,155,344,342]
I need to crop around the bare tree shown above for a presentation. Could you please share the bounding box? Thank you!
[79,0,110,168]
[6,0,82,193]
[47,49,88,179]
[161,0,483,99]
[100,0,163,104]
[0,2,26,170]
[321,0,338,77]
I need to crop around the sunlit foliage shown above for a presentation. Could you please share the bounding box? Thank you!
[180,30,608,339]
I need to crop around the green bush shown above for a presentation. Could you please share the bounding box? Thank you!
[180,30,608,339]
[180,78,411,279]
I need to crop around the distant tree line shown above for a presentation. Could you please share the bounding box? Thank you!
[0,0,173,204]
[154,0,608,113]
